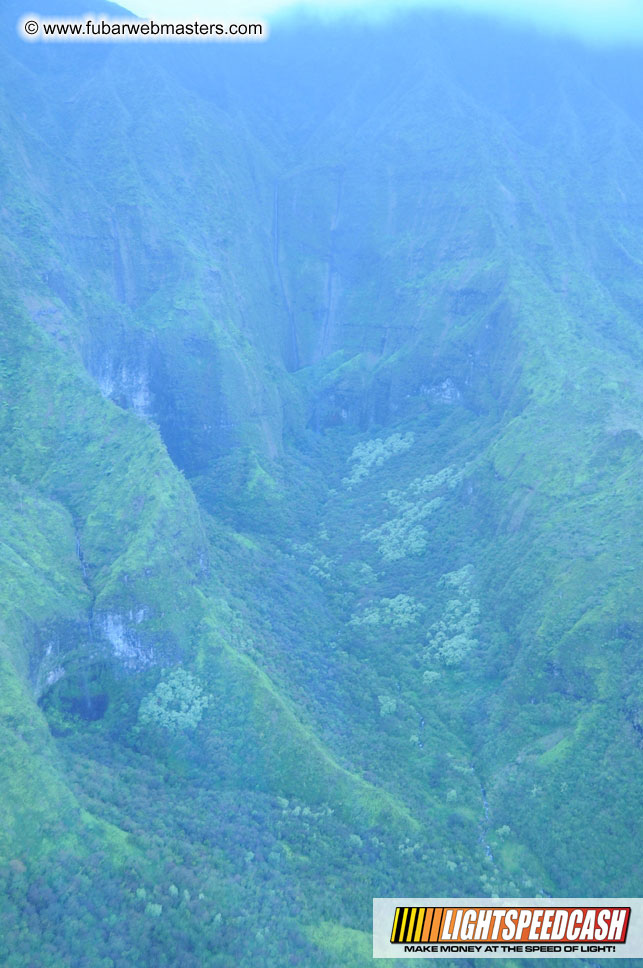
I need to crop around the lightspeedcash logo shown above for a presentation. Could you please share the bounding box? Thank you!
[373,898,643,958]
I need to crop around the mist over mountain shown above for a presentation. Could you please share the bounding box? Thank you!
[1,2,642,965]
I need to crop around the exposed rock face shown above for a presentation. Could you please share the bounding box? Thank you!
[97,613,154,670]
[94,356,152,419]
[421,378,461,404]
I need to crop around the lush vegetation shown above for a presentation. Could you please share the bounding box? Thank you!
[0,1,641,965]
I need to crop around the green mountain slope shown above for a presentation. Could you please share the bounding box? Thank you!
[0,4,642,965]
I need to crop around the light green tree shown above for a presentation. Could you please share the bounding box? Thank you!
[138,668,210,732]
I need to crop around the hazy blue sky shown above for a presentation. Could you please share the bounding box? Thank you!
[128,0,643,45]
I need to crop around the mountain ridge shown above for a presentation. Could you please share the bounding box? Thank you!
[0,5,642,965]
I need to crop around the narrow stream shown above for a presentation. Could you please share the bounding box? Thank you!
[479,784,494,861]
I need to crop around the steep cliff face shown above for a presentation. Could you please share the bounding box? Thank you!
[1,4,642,965]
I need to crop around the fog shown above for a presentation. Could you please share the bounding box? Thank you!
[129,0,643,46]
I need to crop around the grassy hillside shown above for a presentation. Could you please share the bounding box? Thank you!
[0,3,642,965]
